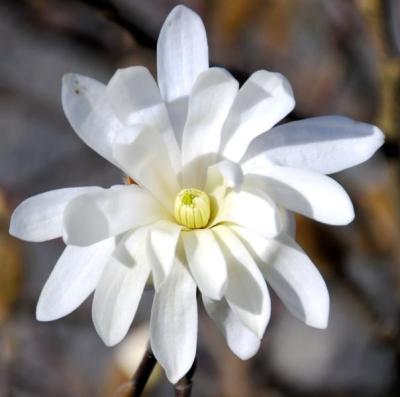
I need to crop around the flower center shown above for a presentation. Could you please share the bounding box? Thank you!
[174,188,211,229]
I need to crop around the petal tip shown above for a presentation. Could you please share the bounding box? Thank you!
[341,202,355,225]
[8,214,19,239]
[62,73,80,93]
[373,125,385,148]
[168,4,200,20]
[36,304,55,322]
[165,363,194,385]
[306,314,329,330]
[92,312,123,348]
[234,341,261,360]
[100,333,120,347]
[305,289,330,329]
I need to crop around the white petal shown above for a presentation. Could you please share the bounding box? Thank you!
[232,226,329,328]
[213,225,270,338]
[92,228,150,346]
[113,124,180,212]
[146,220,182,289]
[202,296,260,359]
[36,238,115,321]
[157,5,209,145]
[157,5,208,104]
[244,164,354,225]
[181,68,238,187]
[203,160,243,223]
[212,189,281,239]
[62,73,129,168]
[242,116,385,175]
[150,260,197,384]
[182,229,227,300]
[10,187,101,242]
[63,185,167,246]
[221,70,295,162]
[106,66,181,173]
[277,208,296,238]
[215,160,243,189]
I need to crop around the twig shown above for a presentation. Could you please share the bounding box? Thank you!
[129,344,157,397]
[78,0,156,49]
[174,360,197,397]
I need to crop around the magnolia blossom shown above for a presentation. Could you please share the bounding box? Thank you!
[10,5,383,383]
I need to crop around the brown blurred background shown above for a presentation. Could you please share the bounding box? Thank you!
[0,0,399,396]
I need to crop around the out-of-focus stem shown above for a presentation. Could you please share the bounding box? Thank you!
[129,344,157,397]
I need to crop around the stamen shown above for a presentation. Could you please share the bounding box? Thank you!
[174,188,210,229]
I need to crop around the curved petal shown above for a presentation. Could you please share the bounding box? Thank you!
[244,164,354,225]
[209,160,243,189]
[242,116,385,175]
[232,225,329,329]
[150,260,197,384]
[62,73,129,168]
[220,70,295,162]
[63,185,167,246]
[92,228,150,346]
[213,225,270,338]
[211,189,281,239]
[106,66,181,173]
[181,68,238,188]
[146,220,182,289]
[113,124,180,212]
[182,229,227,300]
[280,209,296,238]
[36,237,115,321]
[157,5,209,141]
[202,296,261,359]
[10,187,101,242]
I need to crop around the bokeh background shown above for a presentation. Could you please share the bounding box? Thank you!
[1,0,399,396]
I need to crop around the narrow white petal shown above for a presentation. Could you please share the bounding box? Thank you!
[202,296,261,359]
[10,187,101,242]
[150,261,197,384]
[113,124,180,212]
[232,226,329,328]
[146,220,182,289]
[182,229,227,300]
[244,164,354,225]
[212,189,281,239]
[213,225,270,338]
[242,116,385,174]
[92,228,150,346]
[157,5,208,104]
[203,160,244,221]
[62,73,129,168]
[36,238,115,321]
[106,66,181,173]
[63,185,167,246]
[221,70,295,162]
[181,68,238,187]
[206,160,243,191]
[157,5,209,145]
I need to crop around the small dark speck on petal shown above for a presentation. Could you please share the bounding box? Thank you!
[75,89,80,95]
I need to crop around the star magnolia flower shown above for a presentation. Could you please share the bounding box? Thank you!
[10,5,384,383]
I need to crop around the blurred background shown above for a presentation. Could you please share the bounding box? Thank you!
[0,0,399,396]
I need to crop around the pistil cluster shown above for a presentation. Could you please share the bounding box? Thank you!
[174,188,211,229]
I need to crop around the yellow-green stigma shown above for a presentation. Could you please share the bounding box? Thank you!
[174,188,211,229]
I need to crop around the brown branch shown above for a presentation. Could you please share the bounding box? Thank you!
[77,0,156,49]
[129,344,157,397]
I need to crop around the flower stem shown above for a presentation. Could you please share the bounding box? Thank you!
[174,360,197,397]
[129,344,157,397]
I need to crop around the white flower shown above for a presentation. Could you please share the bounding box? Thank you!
[9,5,384,383]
